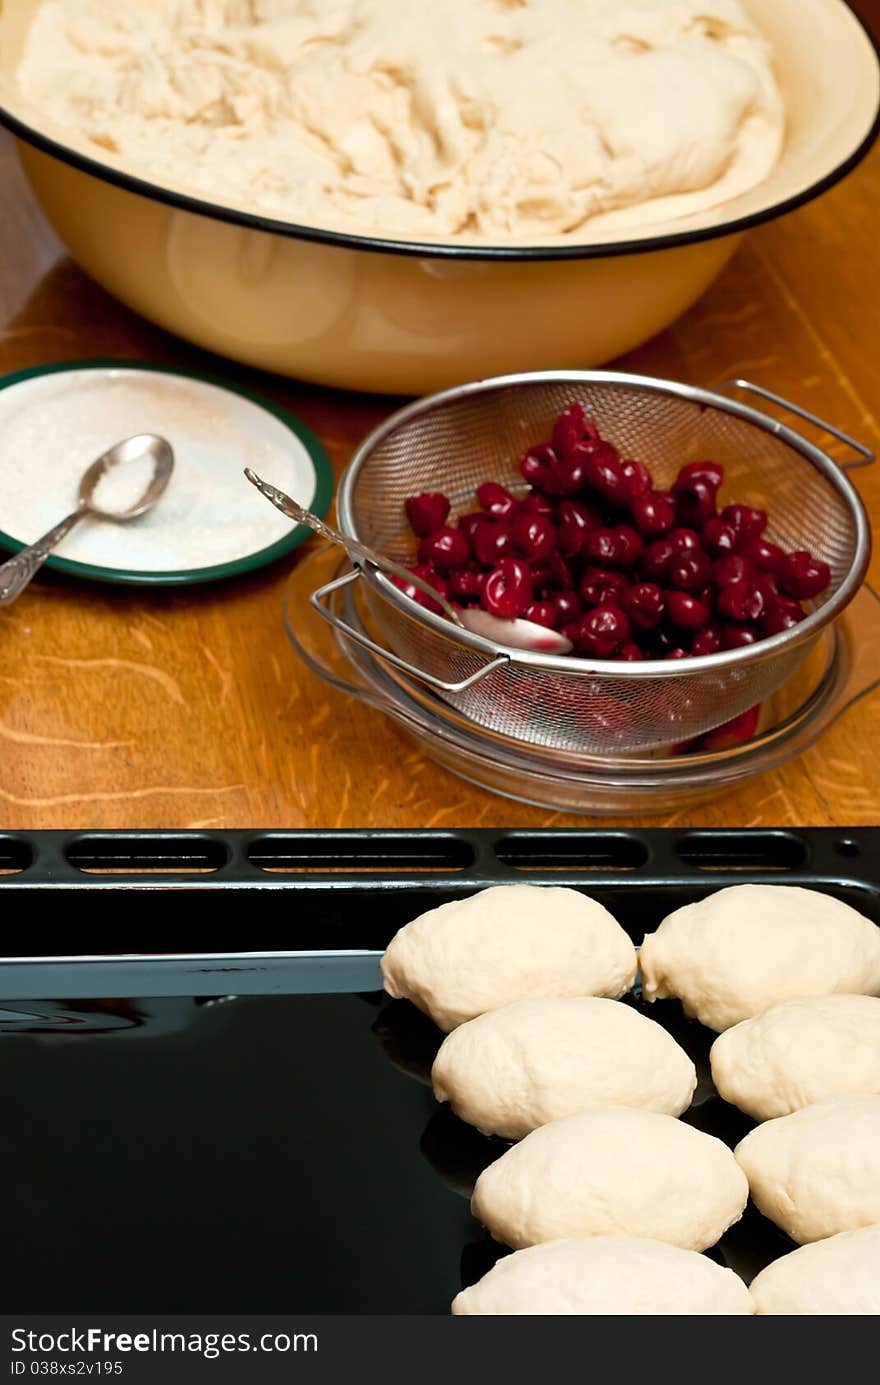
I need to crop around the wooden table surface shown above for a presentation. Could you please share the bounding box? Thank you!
[2,10,880,833]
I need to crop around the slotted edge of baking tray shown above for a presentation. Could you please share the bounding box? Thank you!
[0,825,873,886]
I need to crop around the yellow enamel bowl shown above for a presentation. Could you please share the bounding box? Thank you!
[0,0,878,394]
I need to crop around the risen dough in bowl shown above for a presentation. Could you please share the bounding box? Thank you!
[749,1224,880,1315]
[639,885,880,1032]
[711,994,880,1121]
[735,1096,880,1244]
[381,885,637,1032]
[17,0,784,243]
[452,1236,755,1315]
[471,1106,748,1251]
[432,996,697,1138]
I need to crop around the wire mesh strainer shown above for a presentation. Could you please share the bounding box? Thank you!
[315,372,872,756]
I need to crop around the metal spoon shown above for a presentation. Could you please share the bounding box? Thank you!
[0,434,174,605]
[243,470,573,653]
[245,468,574,654]
[244,468,466,627]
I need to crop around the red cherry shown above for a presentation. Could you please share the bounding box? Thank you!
[675,460,724,492]
[622,582,665,631]
[581,444,628,504]
[761,607,803,637]
[447,569,486,602]
[557,520,584,559]
[721,623,759,649]
[614,525,644,568]
[665,591,711,630]
[701,517,738,559]
[584,528,622,567]
[476,481,518,520]
[512,512,556,562]
[691,623,723,656]
[418,526,471,571]
[717,580,766,623]
[696,582,715,609]
[736,533,786,572]
[521,491,556,519]
[674,480,716,528]
[713,555,755,587]
[552,404,586,456]
[519,443,557,489]
[552,590,584,624]
[522,600,558,628]
[721,504,767,536]
[575,605,631,658]
[579,567,630,608]
[779,550,832,599]
[404,492,450,537]
[699,705,761,749]
[755,572,780,604]
[617,641,645,661]
[547,551,577,590]
[524,552,573,595]
[391,564,445,614]
[546,453,592,496]
[642,538,677,582]
[773,594,808,621]
[629,490,676,537]
[556,499,600,559]
[665,647,690,660]
[558,498,600,529]
[472,519,516,567]
[621,459,651,498]
[649,627,682,657]
[667,550,712,592]
[668,527,701,554]
[458,511,486,545]
[482,557,533,619]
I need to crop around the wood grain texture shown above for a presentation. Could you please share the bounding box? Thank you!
[1,4,879,831]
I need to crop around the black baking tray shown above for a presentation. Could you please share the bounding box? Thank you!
[1,827,878,1313]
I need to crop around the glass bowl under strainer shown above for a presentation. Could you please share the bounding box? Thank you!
[288,545,880,816]
[316,372,872,758]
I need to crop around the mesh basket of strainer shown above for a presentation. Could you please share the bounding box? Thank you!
[312,372,872,756]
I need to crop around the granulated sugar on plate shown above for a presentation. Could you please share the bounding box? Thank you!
[91,449,162,516]
[0,368,321,573]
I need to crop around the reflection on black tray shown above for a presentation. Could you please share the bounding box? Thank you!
[371,998,443,1087]
[420,1107,505,1200]
[1,992,473,1313]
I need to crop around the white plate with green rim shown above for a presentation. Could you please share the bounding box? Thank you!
[0,358,334,586]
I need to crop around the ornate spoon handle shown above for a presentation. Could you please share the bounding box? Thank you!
[0,511,83,605]
[244,469,465,628]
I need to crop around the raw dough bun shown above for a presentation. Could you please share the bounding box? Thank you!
[432,996,696,1138]
[711,994,880,1121]
[452,1236,754,1315]
[735,1096,880,1244]
[381,885,637,1032]
[749,1224,880,1315]
[471,1106,748,1251]
[639,885,880,1032]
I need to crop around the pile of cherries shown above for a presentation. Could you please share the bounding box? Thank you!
[398,403,830,662]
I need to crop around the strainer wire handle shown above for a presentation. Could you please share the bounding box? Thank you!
[283,556,397,715]
[716,379,874,470]
[310,567,510,694]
